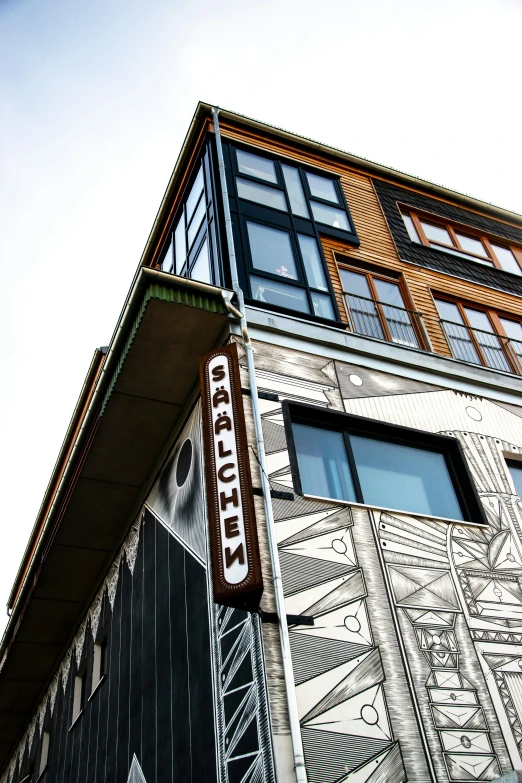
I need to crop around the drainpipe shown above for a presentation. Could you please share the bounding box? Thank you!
[212,107,307,783]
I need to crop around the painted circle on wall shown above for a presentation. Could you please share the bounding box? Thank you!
[349,374,363,386]
[432,634,442,645]
[176,439,193,487]
[332,538,348,554]
[361,704,379,725]
[344,615,361,633]
[466,406,482,421]
[460,736,472,749]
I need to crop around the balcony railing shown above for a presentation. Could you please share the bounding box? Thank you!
[342,292,430,351]
[342,292,522,376]
[439,319,522,375]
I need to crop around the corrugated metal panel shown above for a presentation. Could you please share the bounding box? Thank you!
[100,283,227,415]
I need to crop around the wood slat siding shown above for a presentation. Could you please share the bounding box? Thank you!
[219,120,522,359]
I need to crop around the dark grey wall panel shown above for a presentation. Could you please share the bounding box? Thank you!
[373,178,522,297]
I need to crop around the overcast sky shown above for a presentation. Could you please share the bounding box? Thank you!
[1,0,521,635]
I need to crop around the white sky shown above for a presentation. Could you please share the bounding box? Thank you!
[1,0,521,635]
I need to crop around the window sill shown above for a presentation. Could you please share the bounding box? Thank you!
[299,493,488,528]
[88,675,106,701]
[68,709,84,731]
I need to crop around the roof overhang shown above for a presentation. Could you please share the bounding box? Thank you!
[0,268,230,769]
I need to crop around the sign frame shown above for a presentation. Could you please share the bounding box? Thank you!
[200,342,263,610]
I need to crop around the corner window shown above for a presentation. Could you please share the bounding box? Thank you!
[159,142,221,285]
[400,207,522,276]
[226,143,359,322]
[285,402,486,525]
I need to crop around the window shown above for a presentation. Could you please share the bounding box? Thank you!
[508,461,522,498]
[159,142,221,285]
[91,636,108,694]
[72,669,87,724]
[400,207,522,276]
[226,143,359,321]
[339,265,424,349]
[285,402,486,525]
[434,297,522,374]
[39,731,50,776]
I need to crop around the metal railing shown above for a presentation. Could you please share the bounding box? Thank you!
[342,292,431,351]
[342,292,522,376]
[439,319,522,375]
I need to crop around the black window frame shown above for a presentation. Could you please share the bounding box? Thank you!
[224,141,360,324]
[506,459,522,498]
[158,137,223,287]
[282,400,488,526]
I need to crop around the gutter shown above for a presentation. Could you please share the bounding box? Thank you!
[213,106,308,783]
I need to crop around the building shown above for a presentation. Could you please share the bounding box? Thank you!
[2,103,522,783]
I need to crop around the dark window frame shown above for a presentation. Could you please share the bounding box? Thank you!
[225,141,360,324]
[157,137,223,287]
[506,458,522,498]
[282,400,488,526]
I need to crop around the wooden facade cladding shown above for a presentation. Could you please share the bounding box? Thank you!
[218,120,522,361]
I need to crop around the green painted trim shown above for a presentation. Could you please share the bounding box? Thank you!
[100,283,227,415]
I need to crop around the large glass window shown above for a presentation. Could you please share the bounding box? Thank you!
[158,144,220,286]
[228,143,359,322]
[247,223,298,279]
[400,208,522,275]
[287,405,486,525]
[350,436,462,519]
[292,424,356,501]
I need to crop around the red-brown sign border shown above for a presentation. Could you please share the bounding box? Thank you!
[200,342,263,610]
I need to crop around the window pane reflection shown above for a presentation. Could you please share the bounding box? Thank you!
[251,276,309,313]
[491,244,522,276]
[187,197,206,248]
[351,436,463,519]
[247,222,298,279]
[298,235,328,291]
[191,239,211,284]
[421,221,452,246]
[174,217,186,274]
[282,165,309,217]
[402,214,419,242]
[311,202,350,230]
[237,150,277,183]
[456,233,487,257]
[186,166,204,223]
[293,424,355,501]
[237,178,287,212]
[306,172,339,203]
[508,462,522,499]
[311,292,335,319]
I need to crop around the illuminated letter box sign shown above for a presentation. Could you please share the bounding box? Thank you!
[200,343,263,610]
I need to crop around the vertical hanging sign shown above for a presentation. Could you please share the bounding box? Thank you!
[200,342,263,610]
